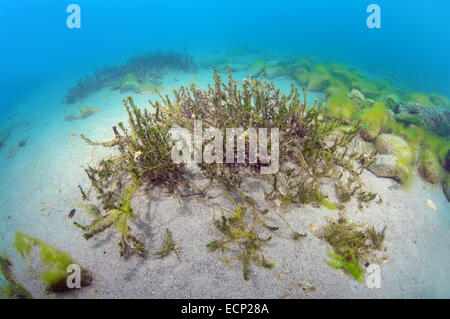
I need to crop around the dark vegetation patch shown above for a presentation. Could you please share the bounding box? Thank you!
[64,49,196,104]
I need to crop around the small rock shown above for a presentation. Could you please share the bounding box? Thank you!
[375,134,413,163]
[368,154,409,181]
[347,136,374,168]
[348,88,365,102]
[385,94,401,111]
[418,149,441,184]
[360,126,380,141]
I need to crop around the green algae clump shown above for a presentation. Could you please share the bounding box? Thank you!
[407,92,433,105]
[418,149,442,184]
[248,60,265,75]
[322,217,386,282]
[13,231,92,293]
[264,65,287,79]
[327,94,360,122]
[359,102,390,141]
[317,194,337,210]
[327,248,364,282]
[375,133,414,164]
[115,73,142,93]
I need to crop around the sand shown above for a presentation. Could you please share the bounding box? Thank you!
[0,65,449,299]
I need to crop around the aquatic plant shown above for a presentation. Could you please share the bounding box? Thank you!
[155,229,181,261]
[208,195,276,280]
[307,66,331,92]
[394,113,427,128]
[327,94,360,122]
[64,49,195,104]
[327,248,364,282]
[359,102,390,141]
[112,73,141,93]
[406,92,433,105]
[74,184,147,258]
[429,92,449,106]
[13,231,92,292]
[75,96,186,257]
[322,216,386,282]
[248,60,266,76]
[76,70,379,275]
[264,65,287,79]
[0,253,33,299]
[317,194,337,210]
[418,149,442,184]
[384,116,449,186]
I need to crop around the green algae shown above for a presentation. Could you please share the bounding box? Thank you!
[327,94,360,122]
[422,133,450,167]
[386,119,449,184]
[418,149,442,184]
[317,194,337,210]
[248,60,266,75]
[208,194,277,281]
[359,102,390,140]
[307,66,331,92]
[265,65,287,79]
[394,113,427,128]
[429,92,449,106]
[407,92,433,105]
[323,216,386,282]
[116,72,142,93]
[327,248,364,282]
[13,231,92,292]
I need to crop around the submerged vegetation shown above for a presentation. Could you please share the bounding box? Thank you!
[197,53,449,194]
[155,228,181,261]
[12,231,92,292]
[1,49,446,290]
[64,49,196,104]
[321,216,386,282]
[208,195,277,280]
[75,69,381,280]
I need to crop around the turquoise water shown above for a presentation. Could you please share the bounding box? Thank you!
[1,0,449,109]
[0,1,449,299]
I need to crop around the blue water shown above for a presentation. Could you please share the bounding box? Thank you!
[0,0,449,111]
[1,1,450,299]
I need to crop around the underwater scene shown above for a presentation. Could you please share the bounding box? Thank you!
[0,1,449,300]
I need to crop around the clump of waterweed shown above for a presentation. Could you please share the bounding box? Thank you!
[76,70,379,273]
